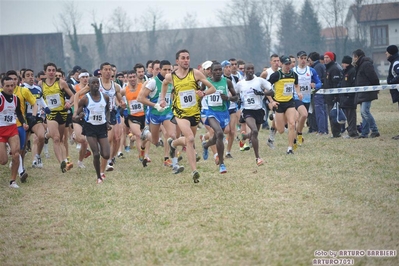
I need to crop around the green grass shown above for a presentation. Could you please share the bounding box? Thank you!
[1,90,398,265]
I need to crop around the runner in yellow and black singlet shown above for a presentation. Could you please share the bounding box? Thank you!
[171,68,201,124]
[159,49,216,183]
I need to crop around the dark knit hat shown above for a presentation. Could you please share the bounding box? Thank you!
[342,56,352,64]
[387,45,398,55]
[324,51,335,61]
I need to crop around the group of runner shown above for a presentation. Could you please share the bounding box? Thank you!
[4,46,397,187]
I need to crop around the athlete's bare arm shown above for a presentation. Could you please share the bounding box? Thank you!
[114,83,126,109]
[159,73,172,108]
[194,69,216,96]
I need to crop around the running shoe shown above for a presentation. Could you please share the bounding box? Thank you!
[256,158,264,166]
[192,170,200,183]
[19,170,28,183]
[243,143,250,151]
[297,135,304,146]
[202,141,208,160]
[267,138,275,149]
[106,163,114,171]
[61,161,67,173]
[172,164,184,174]
[225,153,233,159]
[219,163,227,174]
[142,158,148,167]
[287,149,294,155]
[164,159,173,167]
[239,140,245,151]
[78,161,86,169]
[66,162,74,171]
[9,181,19,188]
[96,177,103,184]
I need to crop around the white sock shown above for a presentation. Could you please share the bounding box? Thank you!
[287,146,292,152]
[18,155,24,174]
[172,157,178,167]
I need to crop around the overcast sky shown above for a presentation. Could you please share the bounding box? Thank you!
[0,0,230,35]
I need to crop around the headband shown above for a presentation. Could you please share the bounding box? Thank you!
[78,72,89,78]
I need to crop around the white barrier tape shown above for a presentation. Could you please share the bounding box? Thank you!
[316,84,399,94]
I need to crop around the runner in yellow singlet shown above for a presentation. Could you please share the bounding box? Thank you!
[38,62,75,173]
[159,49,216,183]
[267,56,302,155]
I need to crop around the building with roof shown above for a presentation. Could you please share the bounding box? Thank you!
[346,1,399,77]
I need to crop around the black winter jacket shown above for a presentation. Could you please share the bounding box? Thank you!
[339,65,356,109]
[354,56,379,104]
[387,53,399,84]
[324,61,342,105]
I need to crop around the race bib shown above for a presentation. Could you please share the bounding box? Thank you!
[208,90,223,107]
[300,85,310,95]
[46,93,61,109]
[90,111,103,124]
[283,83,294,96]
[243,91,260,107]
[179,90,196,109]
[129,100,143,115]
[164,92,171,107]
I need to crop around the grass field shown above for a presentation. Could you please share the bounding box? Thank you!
[1,90,398,266]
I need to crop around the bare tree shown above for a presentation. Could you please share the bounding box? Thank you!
[107,7,137,70]
[91,22,107,64]
[277,0,300,56]
[56,1,93,71]
[109,7,133,33]
[319,0,350,58]
[180,12,199,29]
[218,0,277,70]
[139,7,170,62]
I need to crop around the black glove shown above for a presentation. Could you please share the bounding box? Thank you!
[253,89,265,96]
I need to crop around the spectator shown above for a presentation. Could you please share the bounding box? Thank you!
[339,56,358,138]
[386,44,399,140]
[353,49,380,138]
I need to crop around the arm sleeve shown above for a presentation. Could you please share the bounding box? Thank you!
[260,78,272,91]
[310,68,322,89]
[388,62,399,84]
[24,88,37,106]
[268,72,278,85]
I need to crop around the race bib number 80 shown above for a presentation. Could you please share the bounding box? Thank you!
[179,90,196,109]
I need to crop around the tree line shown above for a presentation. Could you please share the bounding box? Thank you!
[59,0,378,73]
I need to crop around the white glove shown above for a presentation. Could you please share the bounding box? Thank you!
[154,103,165,112]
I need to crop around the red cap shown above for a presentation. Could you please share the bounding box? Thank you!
[324,52,335,61]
